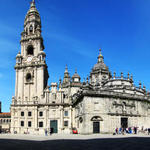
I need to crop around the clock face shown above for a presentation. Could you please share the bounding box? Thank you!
[27,56,32,62]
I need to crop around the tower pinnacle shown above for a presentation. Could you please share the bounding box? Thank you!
[98,48,104,63]
[99,48,102,56]
[30,0,35,8]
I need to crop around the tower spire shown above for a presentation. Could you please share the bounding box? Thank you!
[65,65,68,73]
[30,0,35,8]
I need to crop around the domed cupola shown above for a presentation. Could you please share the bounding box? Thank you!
[90,49,111,86]
[16,51,23,64]
[72,69,81,83]
[92,49,109,71]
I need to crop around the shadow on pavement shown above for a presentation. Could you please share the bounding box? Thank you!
[0,137,150,150]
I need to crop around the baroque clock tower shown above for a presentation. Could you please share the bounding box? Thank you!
[15,0,49,102]
[11,0,49,134]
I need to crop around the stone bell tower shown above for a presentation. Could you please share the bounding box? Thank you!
[14,0,49,103]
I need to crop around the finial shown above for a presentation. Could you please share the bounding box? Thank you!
[30,0,35,8]
[121,72,123,79]
[59,77,62,83]
[59,77,62,89]
[64,65,69,74]
[65,64,68,70]
[127,72,130,80]
[86,75,89,84]
[139,81,142,88]
[99,48,102,56]
[98,48,104,63]
[75,68,77,74]
[113,72,116,79]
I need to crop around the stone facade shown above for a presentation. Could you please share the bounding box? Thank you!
[0,102,11,133]
[11,1,150,135]
[0,113,11,133]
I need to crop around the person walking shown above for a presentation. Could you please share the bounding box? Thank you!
[115,128,118,134]
[148,128,150,135]
[45,129,48,136]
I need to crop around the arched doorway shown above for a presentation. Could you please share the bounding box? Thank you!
[91,116,103,133]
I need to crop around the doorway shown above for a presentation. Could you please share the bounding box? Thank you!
[50,120,58,133]
[93,122,100,133]
[121,118,128,129]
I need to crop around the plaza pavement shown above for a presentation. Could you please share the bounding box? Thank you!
[0,134,150,150]
[0,133,149,141]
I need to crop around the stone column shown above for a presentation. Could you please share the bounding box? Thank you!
[17,108,21,134]
[34,106,38,129]
[60,106,64,132]
[45,106,48,129]
[15,70,18,97]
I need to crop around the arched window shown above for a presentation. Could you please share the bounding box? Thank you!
[27,45,34,55]
[29,25,33,33]
[26,73,32,82]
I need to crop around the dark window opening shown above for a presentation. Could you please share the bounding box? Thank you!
[121,118,128,129]
[27,45,34,55]
[28,112,32,117]
[64,111,68,117]
[21,121,24,127]
[39,112,43,117]
[39,122,43,127]
[26,73,32,82]
[28,121,32,127]
[64,121,68,127]
[21,112,24,117]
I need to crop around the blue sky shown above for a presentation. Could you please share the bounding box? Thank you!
[0,0,150,112]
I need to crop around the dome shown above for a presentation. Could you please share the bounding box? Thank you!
[92,49,109,72]
[72,72,80,79]
[92,62,108,71]
[72,70,81,83]
[16,52,22,58]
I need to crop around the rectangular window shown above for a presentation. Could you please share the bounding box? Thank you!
[64,111,68,117]
[64,121,68,127]
[39,122,43,127]
[21,121,24,127]
[28,121,32,127]
[21,112,24,117]
[28,112,32,117]
[39,112,43,117]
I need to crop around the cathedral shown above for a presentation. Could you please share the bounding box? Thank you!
[11,1,150,135]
